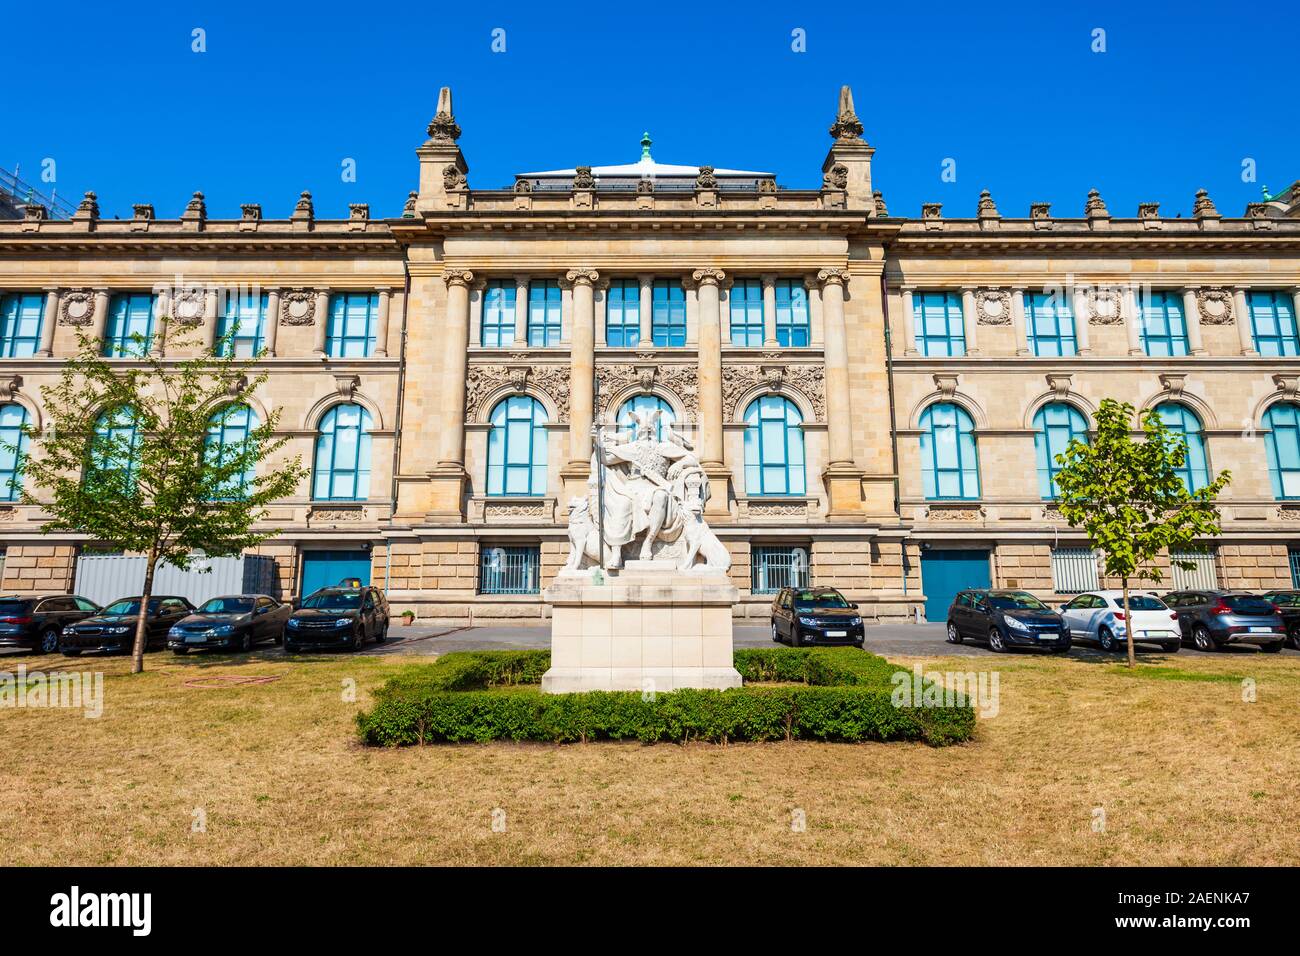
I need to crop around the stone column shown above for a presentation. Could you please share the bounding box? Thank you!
[566,269,598,468]
[264,288,280,357]
[1010,287,1029,356]
[820,269,854,467]
[959,287,980,354]
[1233,288,1256,355]
[313,289,331,356]
[1123,286,1144,355]
[900,287,918,355]
[1071,288,1091,354]
[637,274,653,348]
[1182,288,1205,355]
[762,274,778,347]
[374,288,392,357]
[38,289,59,356]
[436,270,474,469]
[202,287,219,351]
[152,287,170,357]
[90,289,110,346]
[514,275,529,346]
[694,269,725,466]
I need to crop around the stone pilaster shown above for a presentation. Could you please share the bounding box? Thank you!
[761,274,778,347]
[561,269,599,501]
[819,267,865,520]
[694,268,730,516]
[428,268,474,518]
[637,274,654,350]
[514,275,530,346]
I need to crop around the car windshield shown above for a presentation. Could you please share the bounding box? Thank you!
[198,597,254,614]
[1121,596,1167,611]
[103,599,157,616]
[987,593,1049,611]
[0,600,31,615]
[793,591,850,609]
[302,592,361,611]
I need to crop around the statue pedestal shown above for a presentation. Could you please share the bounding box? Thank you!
[541,560,743,693]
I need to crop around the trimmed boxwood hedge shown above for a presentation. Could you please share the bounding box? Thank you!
[356,648,974,748]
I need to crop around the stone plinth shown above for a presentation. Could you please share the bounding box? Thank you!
[541,560,742,693]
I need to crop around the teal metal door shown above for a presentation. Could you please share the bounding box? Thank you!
[300,550,371,597]
[921,549,991,622]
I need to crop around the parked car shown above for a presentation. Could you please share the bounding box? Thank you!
[283,587,389,652]
[1059,590,1181,653]
[167,595,292,654]
[1258,589,1300,649]
[0,594,101,654]
[1162,589,1286,652]
[769,586,865,647]
[946,589,1070,653]
[61,595,196,656]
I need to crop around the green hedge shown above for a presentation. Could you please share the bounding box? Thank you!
[355,648,974,748]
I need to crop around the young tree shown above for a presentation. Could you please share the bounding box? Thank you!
[13,324,305,674]
[1053,398,1230,667]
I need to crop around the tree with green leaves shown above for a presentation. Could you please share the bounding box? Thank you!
[1052,398,1230,667]
[11,324,305,674]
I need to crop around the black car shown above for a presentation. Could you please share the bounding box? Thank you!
[1259,589,1300,649]
[0,594,101,654]
[283,587,389,652]
[168,594,292,654]
[1162,590,1286,652]
[770,586,865,647]
[946,589,1070,653]
[61,595,196,655]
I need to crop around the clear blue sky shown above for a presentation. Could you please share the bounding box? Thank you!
[4,1,1290,220]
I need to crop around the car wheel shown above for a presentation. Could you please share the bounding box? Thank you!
[239,631,253,653]
[1192,626,1219,652]
[945,622,963,644]
[375,624,387,643]
[39,628,60,654]
[771,621,781,643]
[349,629,363,651]
[987,628,1006,653]
[1098,626,1117,652]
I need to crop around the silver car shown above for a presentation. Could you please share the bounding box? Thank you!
[1059,590,1182,652]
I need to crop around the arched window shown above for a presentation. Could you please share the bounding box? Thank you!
[1263,402,1300,499]
[1033,403,1088,499]
[205,404,258,499]
[617,395,674,442]
[92,406,142,486]
[486,396,548,496]
[920,402,979,500]
[1155,402,1209,492]
[313,404,372,500]
[743,396,805,496]
[0,403,30,501]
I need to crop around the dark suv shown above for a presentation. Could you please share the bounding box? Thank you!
[284,587,389,652]
[770,587,865,647]
[0,594,101,653]
[946,589,1070,653]
[1258,589,1300,649]
[1163,590,1286,652]
[61,595,195,655]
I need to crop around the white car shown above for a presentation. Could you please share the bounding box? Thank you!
[1058,590,1182,652]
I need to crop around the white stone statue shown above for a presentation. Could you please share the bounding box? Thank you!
[563,407,730,574]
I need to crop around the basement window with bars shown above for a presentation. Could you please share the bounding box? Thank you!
[1050,547,1099,593]
[1170,549,1217,590]
[479,544,540,595]
[1290,548,1300,588]
[751,546,809,595]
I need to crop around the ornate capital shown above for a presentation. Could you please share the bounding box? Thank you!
[816,268,847,287]
[565,269,599,287]
[443,269,475,289]
[691,268,726,287]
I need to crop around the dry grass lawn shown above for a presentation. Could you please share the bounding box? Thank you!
[1,645,1297,865]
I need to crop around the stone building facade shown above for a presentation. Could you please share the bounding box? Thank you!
[1,86,1298,623]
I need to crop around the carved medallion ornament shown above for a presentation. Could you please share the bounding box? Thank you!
[721,364,826,420]
[1195,288,1235,325]
[974,289,1011,326]
[280,290,317,327]
[465,364,570,422]
[59,290,95,327]
[1085,288,1124,326]
[170,288,206,327]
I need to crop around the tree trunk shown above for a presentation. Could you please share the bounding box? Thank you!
[1122,576,1135,669]
[131,548,158,675]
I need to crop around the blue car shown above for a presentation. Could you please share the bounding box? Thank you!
[946,589,1070,653]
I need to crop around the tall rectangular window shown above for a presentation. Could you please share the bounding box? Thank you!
[104,293,155,357]
[1248,290,1300,357]
[913,291,965,357]
[605,279,640,347]
[479,544,540,595]
[751,546,810,594]
[480,281,516,347]
[729,279,764,346]
[527,280,562,347]
[652,279,686,347]
[0,293,44,357]
[1026,292,1078,357]
[775,280,810,347]
[1140,291,1189,356]
[215,292,268,357]
[326,292,379,357]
